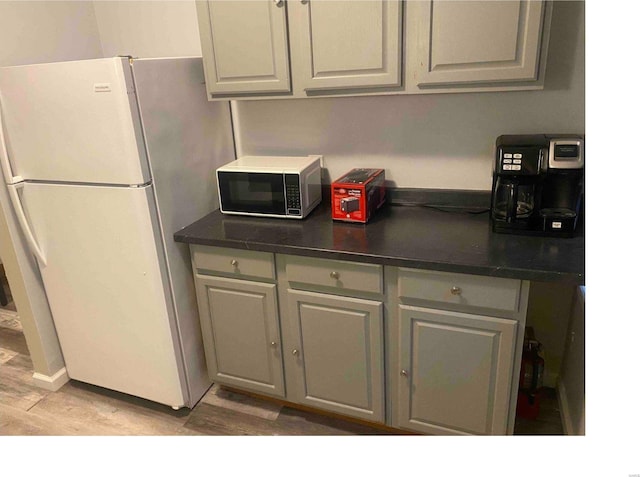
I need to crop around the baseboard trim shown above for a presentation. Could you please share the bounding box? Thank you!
[32,367,69,391]
[556,379,574,435]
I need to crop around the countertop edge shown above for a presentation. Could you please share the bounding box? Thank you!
[174,233,585,285]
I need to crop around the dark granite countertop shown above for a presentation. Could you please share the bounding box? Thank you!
[174,202,585,285]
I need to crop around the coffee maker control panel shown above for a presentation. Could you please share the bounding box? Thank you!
[499,146,543,175]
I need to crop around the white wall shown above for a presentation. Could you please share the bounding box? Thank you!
[93,0,202,58]
[0,1,103,67]
[236,1,585,190]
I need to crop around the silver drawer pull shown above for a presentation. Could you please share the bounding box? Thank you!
[292,349,299,356]
[400,369,409,377]
[329,271,340,280]
[450,286,462,296]
[270,341,277,347]
[230,259,238,267]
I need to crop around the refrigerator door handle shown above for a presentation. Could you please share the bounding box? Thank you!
[7,182,47,267]
[0,92,47,266]
[6,182,47,266]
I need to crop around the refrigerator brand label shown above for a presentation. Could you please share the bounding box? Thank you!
[94,83,112,93]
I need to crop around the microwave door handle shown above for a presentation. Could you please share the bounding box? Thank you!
[506,182,518,223]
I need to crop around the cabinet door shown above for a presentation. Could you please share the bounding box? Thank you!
[289,0,402,92]
[408,0,546,86]
[398,305,516,435]
[195,0,291,96]
[286,290,385,423]
[195,275,285,397]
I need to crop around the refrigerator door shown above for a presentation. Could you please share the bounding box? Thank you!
[0,58,149,185]
[16,181,186,407]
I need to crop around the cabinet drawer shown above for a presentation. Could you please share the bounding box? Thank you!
[397,268,521,314]
[192,245,275,280]
[285,255,383,295]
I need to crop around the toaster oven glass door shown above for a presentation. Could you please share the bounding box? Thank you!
[218,172,286,215]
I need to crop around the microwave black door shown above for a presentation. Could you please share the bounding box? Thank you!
[218,172,286,216]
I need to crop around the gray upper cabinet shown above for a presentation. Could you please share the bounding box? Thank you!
[195,0,291,96]
[288,0,402,92]
[406,0,549,89]
[196,0,552,99]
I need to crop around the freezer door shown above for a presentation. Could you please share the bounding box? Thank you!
[19,182,186,407]
[0,58,149,185]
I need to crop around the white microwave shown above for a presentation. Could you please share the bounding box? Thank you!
[216,155,323,219]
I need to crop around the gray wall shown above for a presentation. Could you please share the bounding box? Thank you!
[0,1,103,67]
[93,1,202,58]
[85,1,584,190]
[236,1,585,189]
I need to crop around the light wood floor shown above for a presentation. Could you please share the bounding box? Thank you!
[0,299,563,436]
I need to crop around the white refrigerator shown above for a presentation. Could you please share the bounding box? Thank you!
[0,57,235,408]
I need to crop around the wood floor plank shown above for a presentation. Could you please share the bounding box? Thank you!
[201,384,282,421]
[275,406,392,435]
[184,401,389,436]
[0,347,18,365]
[0,326,29,355]
[0,313,21,330]
[0,353,50,411]
[0,402,93,436]
[27,381,192,436]
[185,402,289,436]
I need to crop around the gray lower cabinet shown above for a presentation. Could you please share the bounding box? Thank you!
[190,246,529,434]
[397,305,516,435]
[285,289,385,423]
[194,274,285,398]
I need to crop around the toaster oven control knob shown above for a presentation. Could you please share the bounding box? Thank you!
[230,259,238,267]
[330,271,340,280]
[450,286,462,296]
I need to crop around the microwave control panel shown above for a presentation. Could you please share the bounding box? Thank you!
[285,174,301,216]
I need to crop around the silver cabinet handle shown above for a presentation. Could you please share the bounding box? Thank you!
[274,0,284,6]
[292,349,299,356]
[270,341,277,347]
[400,369,409,377]
[450,286,461,295]
[329,271,340,279]
[301,0,309,4]
[230,259,238,267]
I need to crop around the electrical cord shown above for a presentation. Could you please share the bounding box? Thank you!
[391,202,491,215]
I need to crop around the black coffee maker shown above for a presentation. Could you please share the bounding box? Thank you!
[491,134,584,237]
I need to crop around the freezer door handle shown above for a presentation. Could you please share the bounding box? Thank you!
[0,90,19,184]
[6,183,47,266]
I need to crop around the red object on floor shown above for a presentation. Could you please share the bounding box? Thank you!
[516,390,542,420]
